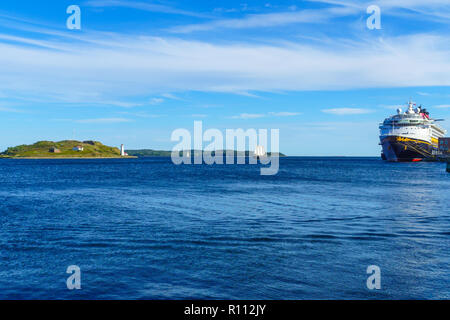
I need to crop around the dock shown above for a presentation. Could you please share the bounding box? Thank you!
[433,137,450,172]
[432,154,450,173]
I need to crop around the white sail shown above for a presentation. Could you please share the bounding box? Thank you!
[254,145,266,157]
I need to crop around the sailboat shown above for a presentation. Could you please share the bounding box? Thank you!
[254,145,267,158]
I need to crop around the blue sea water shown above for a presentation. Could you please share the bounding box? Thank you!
[0,157,449,300]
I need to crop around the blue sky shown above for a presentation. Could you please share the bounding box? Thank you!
[0,0,450,156]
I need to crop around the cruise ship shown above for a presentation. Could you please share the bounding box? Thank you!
[379,101,447,162]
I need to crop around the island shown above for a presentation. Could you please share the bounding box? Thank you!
[0,140,136,159]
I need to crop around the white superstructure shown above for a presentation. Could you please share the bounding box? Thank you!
[380,102,446,145]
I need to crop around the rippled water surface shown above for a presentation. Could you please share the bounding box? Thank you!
[0,157,449,299]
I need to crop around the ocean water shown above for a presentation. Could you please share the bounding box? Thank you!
[0,157,449,300]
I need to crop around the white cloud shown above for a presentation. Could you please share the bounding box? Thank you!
[213,7,239,14]
[116,111,164,118]
[302,0,450,26]
[322,108,374,115]
[0,27,450,103]
[149,98,164,105]
[191,114,208,118]
[84,0,206,17]
[101,101,143,108]
[373,0,450,10]
[232,113,266,119]
[76,118,132,123]
[0,106,23,113]
[168,7,357,33]
[308,0,450,14]
[169,0,450,34]
[161,93,182,100]
[434,105,450,109]
[382,105,403,110]
[269,112,301,116]
[232,111,301,119]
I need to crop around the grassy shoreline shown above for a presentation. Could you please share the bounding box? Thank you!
[0,140,127,158]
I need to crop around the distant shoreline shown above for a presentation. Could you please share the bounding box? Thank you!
[0,155,382,159]
[0,156,138,159]
[126,149,286,157]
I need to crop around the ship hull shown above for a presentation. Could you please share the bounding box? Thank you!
[380,136,434,162]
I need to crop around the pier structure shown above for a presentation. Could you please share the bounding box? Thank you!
[425,137,450,162]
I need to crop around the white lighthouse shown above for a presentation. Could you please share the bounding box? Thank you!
[120,144,125,156]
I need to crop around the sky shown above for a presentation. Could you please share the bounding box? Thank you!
[0,0,450,156]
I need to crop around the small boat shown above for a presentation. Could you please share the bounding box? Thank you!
[254,145,267,158]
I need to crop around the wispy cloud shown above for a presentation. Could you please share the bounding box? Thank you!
[168,0,450,34]
[307,0,450,11]
[0,106,23,113]
[232,111,301,119]
[191,114,208,118]
[269,112,301,117]
[382,105,403,110]
[169,7,357,33]
[84,0,207,18]
[322,108,374,115]
[76,118,132,124]
[116,111,164,118]
[161,93,183,100]
[149,98,164,105]
[308,0,450,22]
[1,14,450,103]
[232,113,266,119]
[101,101,143,108]
[434,105,450,109]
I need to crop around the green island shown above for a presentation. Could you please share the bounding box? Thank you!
[0,140,135,159]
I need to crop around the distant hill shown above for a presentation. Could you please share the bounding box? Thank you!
[0,140,130,158]
[126,149,172,157]
[126,149,286,157]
